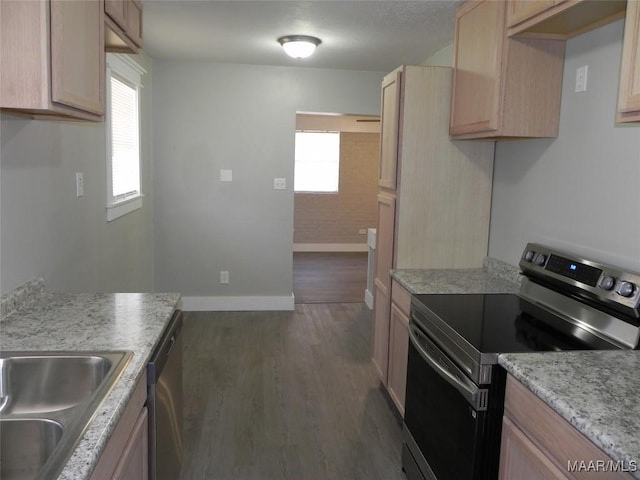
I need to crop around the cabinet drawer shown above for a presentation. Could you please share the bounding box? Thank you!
[391,279,411,317]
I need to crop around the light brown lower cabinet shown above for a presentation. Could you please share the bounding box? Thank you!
[500,374,633,480]
[500,416,571,480]
[91,372,148,480]
[386,280,411,416]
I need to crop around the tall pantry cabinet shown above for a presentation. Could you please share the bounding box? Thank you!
[371,66,495,411]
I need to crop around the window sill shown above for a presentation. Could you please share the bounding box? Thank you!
[107,195,143,222]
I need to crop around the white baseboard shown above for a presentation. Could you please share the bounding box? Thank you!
[364,289,374,310]
[294,243,368,252]
[182,294,295,312]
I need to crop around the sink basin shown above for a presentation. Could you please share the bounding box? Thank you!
[0,351,132,480]
[0,418,64,479]
[0,355,114,414]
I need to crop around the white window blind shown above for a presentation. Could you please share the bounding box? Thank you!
[110,75,140,202]
[106,54,145,222]
[294,131,340,193]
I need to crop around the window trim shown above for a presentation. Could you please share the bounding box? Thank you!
[105,53,146,222]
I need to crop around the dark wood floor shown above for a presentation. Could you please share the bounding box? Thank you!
[181,304,404,480]
[293,252,368,304]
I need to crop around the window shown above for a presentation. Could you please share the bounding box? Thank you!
[294,131,340,193]
[106,54,145,221]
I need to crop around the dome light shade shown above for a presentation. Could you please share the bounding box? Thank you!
[278,35,321,59]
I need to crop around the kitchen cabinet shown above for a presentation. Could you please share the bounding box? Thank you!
[506,0,627,39]
[507,0,555,28]
[378,70,401,190]
[618,0,640,123]
[500,416,571,480]
[386,280,411,416]
[372,193,396,382]
[371,65,494,400]
[499,374,633,480]
[105,0,143,53]
[449,0,565,139]
[0,0,105,121]
[91,372,148,480]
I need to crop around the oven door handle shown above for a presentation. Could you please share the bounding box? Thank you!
[408,323,488,411]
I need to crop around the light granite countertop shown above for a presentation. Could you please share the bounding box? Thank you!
[391,266,521,295]
[500,351,640,478]
[0,286,181,480]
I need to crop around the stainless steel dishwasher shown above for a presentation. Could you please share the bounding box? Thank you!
[148,310,184,480]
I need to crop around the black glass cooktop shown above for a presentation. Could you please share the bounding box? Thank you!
[411,293,615,355]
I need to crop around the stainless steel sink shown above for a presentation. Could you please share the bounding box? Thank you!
[0,355,114,414]
[0,351,132,480]
[0,418,64,479]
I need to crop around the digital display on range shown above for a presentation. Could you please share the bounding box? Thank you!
[545,254,602,286]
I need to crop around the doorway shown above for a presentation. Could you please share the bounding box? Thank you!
[292,113,380,303]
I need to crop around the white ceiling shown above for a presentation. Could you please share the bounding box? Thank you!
[142,1,461,72]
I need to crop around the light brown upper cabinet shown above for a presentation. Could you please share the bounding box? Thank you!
[618,0,640,123]
[0,0,104,121]
[105,0,143,53]
[378,70,401,190]
[507,0,556,28]
[450,0,565,140]
[506,0,627,39]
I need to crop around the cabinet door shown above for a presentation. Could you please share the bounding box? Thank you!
[127,0,143,47]
[499,417,570,480]
[371,193,396,383]
[105,0,127,30]
[374,194,396,289]
[387,302,409,416]
[50,0,104,114]
[618,0,640,122]
[378,70,401,190]
[450,0,505,136]
[372,280,391,383]
[111,407,149,480]
[506,0,554,27]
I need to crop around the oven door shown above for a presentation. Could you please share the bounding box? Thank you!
[402,321,497,480]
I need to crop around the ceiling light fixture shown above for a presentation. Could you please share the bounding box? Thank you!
[278,35,321,59]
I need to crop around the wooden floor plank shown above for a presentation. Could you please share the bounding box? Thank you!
[181,304,404,480]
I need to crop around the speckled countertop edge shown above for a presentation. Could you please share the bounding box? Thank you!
[500,351,640,478]
[0,290,181,480]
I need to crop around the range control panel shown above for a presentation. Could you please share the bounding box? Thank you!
[520,243,640,314]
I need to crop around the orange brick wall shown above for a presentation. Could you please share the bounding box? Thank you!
[294,131,379,245]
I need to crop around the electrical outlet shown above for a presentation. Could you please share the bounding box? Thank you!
[75,172,84,197]
[220,170,232,182]
[220,271,229,284]
[575,65,588,93]
[273,178,286,190]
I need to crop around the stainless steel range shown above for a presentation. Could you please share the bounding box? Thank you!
[401,243,640,480]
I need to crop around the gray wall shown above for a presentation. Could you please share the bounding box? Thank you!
[489,19,640,271]
[151,62,384,304]
[0,52,155,294]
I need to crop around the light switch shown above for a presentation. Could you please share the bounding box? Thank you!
[220,169,233,182]
[274,178,286,190]
[75,172,84,197]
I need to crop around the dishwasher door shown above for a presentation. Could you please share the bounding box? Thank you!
[148,310,184,480]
